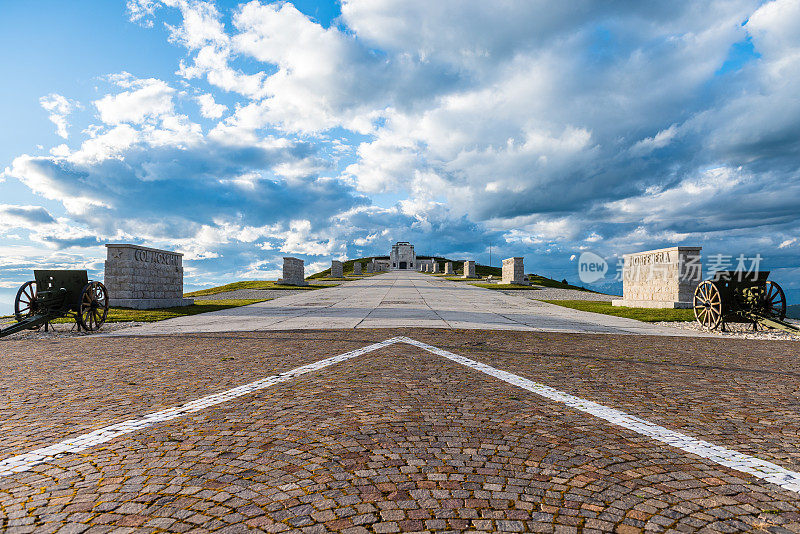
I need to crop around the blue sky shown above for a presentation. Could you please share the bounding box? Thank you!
[1,0,799,312]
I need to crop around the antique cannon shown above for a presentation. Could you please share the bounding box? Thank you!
[693,270,799,334]
[0,270,109,338]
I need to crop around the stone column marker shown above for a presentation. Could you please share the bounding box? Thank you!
[277,257,308,286]
[444,262,454,274]
[433,262,441,273]
[612,246,702,308]
[463,260,477,278]
[104,244,193,309]
[502,257,527,284]
[330,260,343,278]
[353,262,362,275]
[366,261,375,273]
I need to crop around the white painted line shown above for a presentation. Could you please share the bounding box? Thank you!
[398,336,800,494]
[0,337,402,478]
[2,336,799,496]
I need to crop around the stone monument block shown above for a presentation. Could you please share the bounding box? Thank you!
[612,246,702,308]
[353,262,362,275]
[444,262,453,274]
[104,244,193,309]
[366,261,375,273]
[433,262,441,273]
[502,257,527,284]
[330,260,343,278]
[277,257,308,286]
[463,260,476,278]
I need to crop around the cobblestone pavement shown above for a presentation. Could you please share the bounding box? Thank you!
[1,329,799,533]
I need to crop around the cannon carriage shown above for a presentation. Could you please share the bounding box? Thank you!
[1,270,109,338]
[693,270,798,334]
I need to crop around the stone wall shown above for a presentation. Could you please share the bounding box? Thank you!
[104,244,193,309]
[612,246,702,308]
[463,261,476,278]
[330,260,343,278]
[278,257,308,286]
[502,257,526,284]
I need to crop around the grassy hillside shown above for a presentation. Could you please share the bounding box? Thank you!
[788,304,800,320]
[307,258,384,279]
[307,255,594,293]
[185,280,335,297]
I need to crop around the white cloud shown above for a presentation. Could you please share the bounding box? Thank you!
[94,75,175,124]
[39,93,79,139]
[195,93,226,118]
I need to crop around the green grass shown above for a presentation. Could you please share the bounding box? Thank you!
[185,280,336,297]
[543,300,694,322]
[46,299,268,324]
[470,283,543,290]
[528,275,592,291]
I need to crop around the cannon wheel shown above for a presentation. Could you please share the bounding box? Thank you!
[78,281,109,331]
[693,280,723,330]
[764,281,787,320]
[14,281,44,331]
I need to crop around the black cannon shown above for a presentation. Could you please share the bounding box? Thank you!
[693,270,799,334]
[0,270,109,338]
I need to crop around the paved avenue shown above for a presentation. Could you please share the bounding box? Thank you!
[111,271,703,336]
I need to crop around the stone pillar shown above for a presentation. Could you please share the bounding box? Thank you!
[463,260,476,278]
[502,257,527,284]
[353,262,362,275]
[433,262,441,273]
[366,261,374,273]
[104,244,193,309]
[612,246,702,308]
[444,262,453,274]
[330,260,343,278]
[277,257,308,286]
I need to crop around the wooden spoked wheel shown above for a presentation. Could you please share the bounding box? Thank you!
[693,280,723,330]
[764,281,787,320]
[14,280,43,330]
[78,281,109,331]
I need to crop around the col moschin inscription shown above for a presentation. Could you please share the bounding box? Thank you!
[104,244,194,309]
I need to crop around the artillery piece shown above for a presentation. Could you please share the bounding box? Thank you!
[693,270,799,334]
[0,270,109,338]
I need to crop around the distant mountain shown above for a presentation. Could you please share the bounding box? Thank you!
[788,304,800,320]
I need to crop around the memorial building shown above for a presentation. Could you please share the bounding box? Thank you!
[389,242,416,270]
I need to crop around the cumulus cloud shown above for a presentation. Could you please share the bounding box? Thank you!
[39,93,79,139]
[195,93,226,118]
[94,74,176,124]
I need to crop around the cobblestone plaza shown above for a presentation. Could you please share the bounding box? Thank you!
[1,274,799,533]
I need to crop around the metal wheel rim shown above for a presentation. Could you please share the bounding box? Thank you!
[79,282,109,331]
[693,281,722,330]
[764,281,787,320]
[14,281,42,331]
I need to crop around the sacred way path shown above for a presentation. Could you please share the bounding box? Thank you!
[109,271,703,336]
[2,273,800,533]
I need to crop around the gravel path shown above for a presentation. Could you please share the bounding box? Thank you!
[656,319,800,341]
[499,285,619,301]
